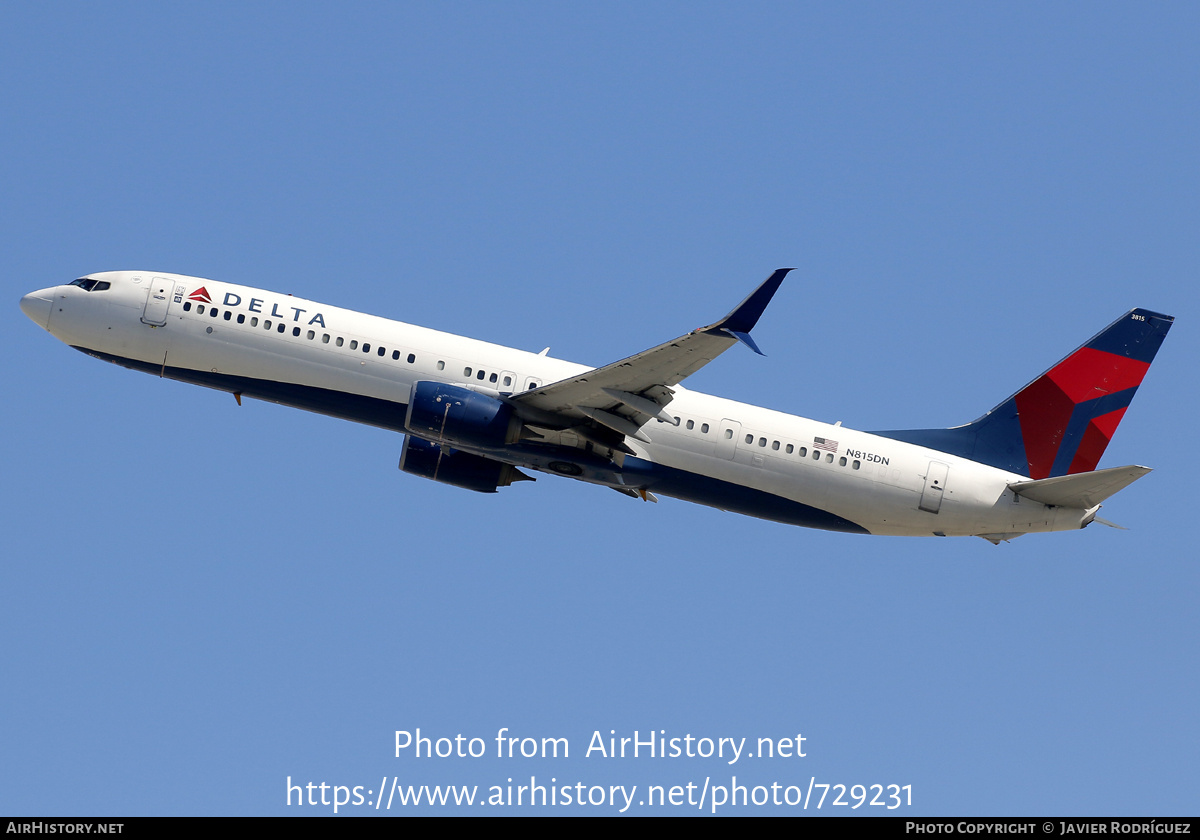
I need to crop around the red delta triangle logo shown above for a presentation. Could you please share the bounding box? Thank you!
[187,287,212,303]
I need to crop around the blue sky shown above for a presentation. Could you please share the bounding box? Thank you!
[2,2,1196,816]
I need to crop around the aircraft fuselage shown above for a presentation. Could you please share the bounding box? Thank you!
[22,271,1158,541]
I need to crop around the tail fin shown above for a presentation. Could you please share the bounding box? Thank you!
[875,308,1174,478]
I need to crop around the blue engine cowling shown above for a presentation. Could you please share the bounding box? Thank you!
[404,381,520,449]
[399,435,525,493]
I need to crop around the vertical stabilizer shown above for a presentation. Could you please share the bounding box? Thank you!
[875,308,1173,478]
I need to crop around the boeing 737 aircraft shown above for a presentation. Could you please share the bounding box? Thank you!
[21,270,1172,542]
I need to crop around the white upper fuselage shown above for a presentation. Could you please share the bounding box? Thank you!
[21,271,1096,538]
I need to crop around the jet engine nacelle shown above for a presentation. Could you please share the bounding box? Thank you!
[399,435,527,493]
[404,380,521,449]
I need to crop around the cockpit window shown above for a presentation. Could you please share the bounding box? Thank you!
[69,278,111,292]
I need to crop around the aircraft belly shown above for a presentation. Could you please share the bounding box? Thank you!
[622,456,869,533]
[617,441,858,531]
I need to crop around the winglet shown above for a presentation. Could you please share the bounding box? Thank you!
[722,328,765,355]
[706,268,793,355]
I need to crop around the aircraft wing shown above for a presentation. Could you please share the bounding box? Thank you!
[508,269,792,443]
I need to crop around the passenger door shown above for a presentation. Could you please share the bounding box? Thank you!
[919,461,950,514]
[140,277,175,326]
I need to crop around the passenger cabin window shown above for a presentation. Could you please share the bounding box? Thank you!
[197,305,206,315]
[183,302,192,311]
[350,340,358,350]
[293,327,301,336]
[408,354,416,364]
[701,423,709,434]
[223,311,232,320]
[277,323,285,333]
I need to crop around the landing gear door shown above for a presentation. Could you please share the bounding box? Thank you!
[141,277,175,326]
[919,461,950,514]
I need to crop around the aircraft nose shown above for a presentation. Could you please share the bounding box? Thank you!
[20,289,54,329]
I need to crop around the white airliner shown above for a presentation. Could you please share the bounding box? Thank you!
[20,270,1173,542]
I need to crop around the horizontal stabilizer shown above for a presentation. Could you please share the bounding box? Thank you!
[1008,465,1151,509]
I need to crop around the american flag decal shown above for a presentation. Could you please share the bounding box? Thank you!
[814,436,838,453]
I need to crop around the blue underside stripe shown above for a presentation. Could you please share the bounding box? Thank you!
[79,347,411,432]
[622,456,869,533]
[80,347,871,534]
